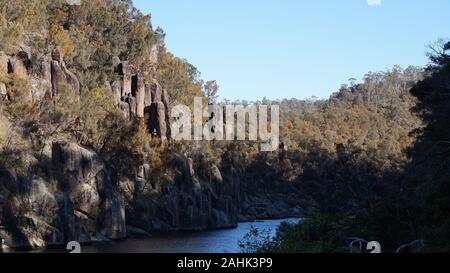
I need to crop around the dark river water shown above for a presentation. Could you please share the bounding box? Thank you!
[11,218,296,253]
[82,218,299,253]
[4,218,299,253]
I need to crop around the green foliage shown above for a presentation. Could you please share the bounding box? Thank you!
[96,112,151,182]
[270,215,350,253]
[157,50,203,106]
[406,40,450,252]
[0,18,23,55]
[244,41,450,254]
[1,0,158,89]
[78,87,115,147]
[0,0,48,33]
[49,25,76,59]
[204,80,219,104]
[53,83,80,124]
[239,227,275,253]
[0,0,159,184]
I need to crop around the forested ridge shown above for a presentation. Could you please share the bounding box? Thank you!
[240,42,450,253]
[0,0,449,252]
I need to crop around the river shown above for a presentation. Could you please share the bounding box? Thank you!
[82,218,299,253]
[3,218,299,253]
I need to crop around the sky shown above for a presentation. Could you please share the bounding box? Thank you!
[133,0,450,101]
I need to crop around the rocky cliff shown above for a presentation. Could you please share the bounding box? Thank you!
[122,154,241,232]
[0,142,125,248]
[0,139,247,248]
[0,48,245,249]
[112,60,171,142]
[0,42,298,250]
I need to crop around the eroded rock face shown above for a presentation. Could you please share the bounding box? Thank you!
[50,59,65,97]
[0,49,80,101]
[118,61,132,97]
[30,54,52,101]
[147,102,167,141]
[124,153,240,232]
[150,79,162,103]
[111,80,122,105]
[61,62,80,98]
[162,89,172,140]
[51,142,126,240]
[0,142,126,249]
[51,142,104,188]
[112,62,172,141]
[135,75,146,118]
[98,180,127,240]
[10,54,29,79]
[144,81,152,106]
[51,51,80,99]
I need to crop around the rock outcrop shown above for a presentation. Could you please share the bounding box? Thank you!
[0,49,79,102]
[111,62,172,141]
[1,141,286,248]
[50,49,80,99]
[0,48,171,143]
[0,142,126,249]
[122,153,241,232]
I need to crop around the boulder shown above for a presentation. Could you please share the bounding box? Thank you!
[0,177,62,249]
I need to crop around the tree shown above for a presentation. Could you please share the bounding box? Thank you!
[97,113,151,182]
[407,39,450,252]
[78,87,115,147]
[49,25,76,59]
[203,80,219,104]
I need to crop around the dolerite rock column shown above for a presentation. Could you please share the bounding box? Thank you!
[146,79,172,142]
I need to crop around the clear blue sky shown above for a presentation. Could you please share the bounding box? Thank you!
[134,0,450,101]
